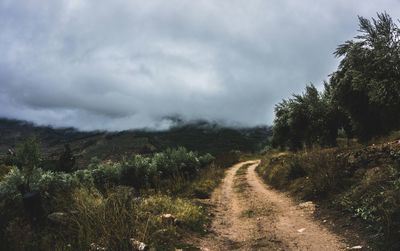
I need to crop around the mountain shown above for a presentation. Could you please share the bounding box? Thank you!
[0,118,271,168]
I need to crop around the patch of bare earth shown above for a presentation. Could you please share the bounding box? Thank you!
[191,160,349,251]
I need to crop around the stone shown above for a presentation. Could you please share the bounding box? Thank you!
[161,213,176,224]
[47,212,68,224]
[89,243,107,251]
[297,228,306,233]
[347,245,363,250]
[298,201,316,214]
[130,238,148,251]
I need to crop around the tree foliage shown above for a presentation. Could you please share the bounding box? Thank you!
[272,84,343,150]
[331,12,400,140]
[272,12,400,149]
[15,137,42,190]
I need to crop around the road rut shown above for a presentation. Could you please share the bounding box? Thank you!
[196,160,347,251]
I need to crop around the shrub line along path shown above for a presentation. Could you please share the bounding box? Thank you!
[194,160,347,251]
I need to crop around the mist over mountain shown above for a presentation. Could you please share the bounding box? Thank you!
[0,117,271,168]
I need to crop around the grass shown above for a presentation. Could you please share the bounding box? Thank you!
[187,164,225,199]
[3,186,209,251]
[234,163,251,194]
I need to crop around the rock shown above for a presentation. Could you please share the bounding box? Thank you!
[297,228,306,233]
[130,238,148,251]
[161,213,176,224]
[47,212,68,224]
[298,201,316,213]
[89,243,107,251]
[347,245,363,250]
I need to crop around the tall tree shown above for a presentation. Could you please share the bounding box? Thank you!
[331,12,400,140]
[272,84,341,150]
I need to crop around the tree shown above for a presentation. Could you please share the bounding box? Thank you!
[272,84,342,150]
[58,144,76,172]
[15,136,41,191]
[331,12,400,140]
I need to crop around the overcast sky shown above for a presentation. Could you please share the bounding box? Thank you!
[1,0,400,131]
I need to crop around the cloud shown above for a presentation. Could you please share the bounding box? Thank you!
[1,0,400,130]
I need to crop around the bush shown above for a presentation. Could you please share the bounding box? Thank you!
[0,147,216,250]
[0,165,12,181]
[90,162,121,191]
[0,167,25,223]
[119,155,152,189]
[152,147,201,179]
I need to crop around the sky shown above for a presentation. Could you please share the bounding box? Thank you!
[1,0,400,131]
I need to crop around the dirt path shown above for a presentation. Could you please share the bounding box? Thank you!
[195,160,348,251]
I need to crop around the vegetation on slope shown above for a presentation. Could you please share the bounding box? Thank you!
[257,139,400,250]
[0,137,231,251]
[0,118,270,169]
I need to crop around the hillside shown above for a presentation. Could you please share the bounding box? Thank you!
[257,138,400,250]
[0,118,271,168]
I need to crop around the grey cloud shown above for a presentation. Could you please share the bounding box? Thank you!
[1,0,400,130]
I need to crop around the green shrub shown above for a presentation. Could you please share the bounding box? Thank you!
[90,162,121,191]
[120,155,152,189]
[0,167,24,222]
[152,147,201,179]
[0,167,24,199]
[0,165,12,181]
[73,169,95,187]
[0,146,216,250]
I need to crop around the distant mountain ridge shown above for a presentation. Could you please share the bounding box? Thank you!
[0,118,271,168]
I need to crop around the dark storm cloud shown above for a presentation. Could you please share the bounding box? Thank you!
[1,0,400,130]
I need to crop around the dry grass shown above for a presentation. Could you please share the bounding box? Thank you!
[51,186,207,250]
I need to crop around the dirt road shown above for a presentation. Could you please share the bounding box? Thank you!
[196,160,347,251]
